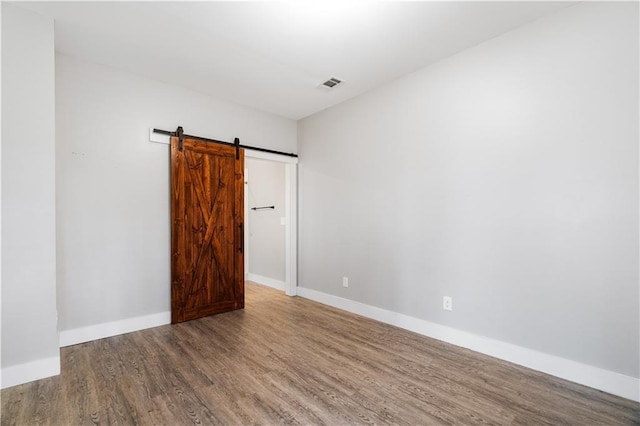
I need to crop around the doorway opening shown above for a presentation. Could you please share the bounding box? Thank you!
[244,151,298,296]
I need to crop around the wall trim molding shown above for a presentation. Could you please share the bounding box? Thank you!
[247,273,285,291]
[297,286,640,402]
[1,356,60,389]
[59,311,171,348]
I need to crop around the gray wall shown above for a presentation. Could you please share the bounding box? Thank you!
[298,2,639,377]
[1,3,59,375]
[56,54,297,332]
[247,158,286,282]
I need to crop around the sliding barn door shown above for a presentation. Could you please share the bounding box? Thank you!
[171,137,244,324]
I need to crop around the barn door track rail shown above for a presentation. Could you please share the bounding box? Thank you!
[153,127,298,158]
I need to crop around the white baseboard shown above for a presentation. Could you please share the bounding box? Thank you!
[297,286,640,402]
[1,356,60,389]
[247,273,285,291]
[59,311,171,347]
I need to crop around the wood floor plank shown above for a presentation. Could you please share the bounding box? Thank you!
[2,282,639,425]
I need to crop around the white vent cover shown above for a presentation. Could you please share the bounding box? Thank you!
[319,77,343,89]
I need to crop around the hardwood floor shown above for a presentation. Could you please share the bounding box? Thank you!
[2,282,639,425]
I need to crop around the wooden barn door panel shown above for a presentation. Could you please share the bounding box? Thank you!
[171,137,244,324]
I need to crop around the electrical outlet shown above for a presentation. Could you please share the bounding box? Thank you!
[342,277,349,288]
[443,296,453,311]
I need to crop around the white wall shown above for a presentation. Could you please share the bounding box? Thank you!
[247,158,286,286]
[1,3,59,387]
[298,0,639,386]
[56,54,296,340]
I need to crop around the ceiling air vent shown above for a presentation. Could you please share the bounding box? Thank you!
[320,77,343,89]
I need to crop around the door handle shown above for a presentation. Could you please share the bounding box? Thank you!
[239,223,244,253]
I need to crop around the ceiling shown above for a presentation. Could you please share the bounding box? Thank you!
[21,1,574,120]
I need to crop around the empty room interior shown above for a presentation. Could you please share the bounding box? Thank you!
[1,1,639,424]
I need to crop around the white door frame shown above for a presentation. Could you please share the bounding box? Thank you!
[244,151,298,296]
